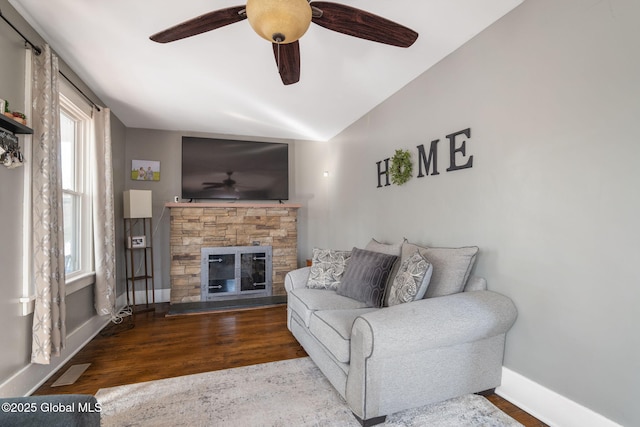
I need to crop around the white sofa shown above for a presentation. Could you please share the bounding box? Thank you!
[284,241,517,426]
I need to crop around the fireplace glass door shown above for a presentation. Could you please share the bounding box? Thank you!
[241,252,267,291]
[207,253,236,294]
[201,246,272,301]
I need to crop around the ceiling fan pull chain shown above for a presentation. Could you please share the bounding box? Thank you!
[276,37,282,72]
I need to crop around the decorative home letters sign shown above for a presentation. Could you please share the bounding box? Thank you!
[376,127,473,188]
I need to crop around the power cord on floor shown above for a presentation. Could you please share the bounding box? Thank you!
[101,306,135,336]
[111,305,133,324]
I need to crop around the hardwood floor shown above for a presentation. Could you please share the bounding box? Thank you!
[35,303,546,426]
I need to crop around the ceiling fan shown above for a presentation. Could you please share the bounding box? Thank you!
[150,0,418,85]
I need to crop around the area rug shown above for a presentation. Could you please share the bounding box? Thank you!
[95,357,522,426]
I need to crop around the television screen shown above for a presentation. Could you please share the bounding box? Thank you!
[181,137,289,200]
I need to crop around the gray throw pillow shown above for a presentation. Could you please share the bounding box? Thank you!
[402,243,478,298]
[337,247,398,308]
[387,251,433,306]
[306,248,351,290]
[365,238,406,305]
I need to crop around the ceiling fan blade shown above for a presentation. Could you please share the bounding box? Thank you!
[150,6,247,43]
[272,41,301,85]
[310,2,418,48]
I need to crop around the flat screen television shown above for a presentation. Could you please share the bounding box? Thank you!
[181,136,289,200]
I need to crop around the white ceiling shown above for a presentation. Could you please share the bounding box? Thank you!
[10,0,523,141]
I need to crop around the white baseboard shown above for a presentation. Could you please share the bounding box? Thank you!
[0,314,111,397]
[498,367,622,427]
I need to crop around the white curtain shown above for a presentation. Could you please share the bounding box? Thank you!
[92,106,117,317]
[30,44,65,364]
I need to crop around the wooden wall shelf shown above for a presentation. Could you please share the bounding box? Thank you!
[0,114,33,134]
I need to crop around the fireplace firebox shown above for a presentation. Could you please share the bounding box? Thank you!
[201,246,272,301]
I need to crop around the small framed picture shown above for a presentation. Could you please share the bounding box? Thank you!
[131,159,160,181]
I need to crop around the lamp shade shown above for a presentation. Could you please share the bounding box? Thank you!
[246,0,312,44]
[123,190,152,218]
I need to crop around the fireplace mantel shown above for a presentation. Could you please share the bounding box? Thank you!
[166,202,302,209]
[168,203,300,304]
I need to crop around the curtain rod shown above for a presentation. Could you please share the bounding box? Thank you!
[0,8,101,112]
[59,71,101,112]
[0,8,41,55]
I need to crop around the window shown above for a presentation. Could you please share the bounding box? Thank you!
[60,90,94,285]
[20,76,96,315]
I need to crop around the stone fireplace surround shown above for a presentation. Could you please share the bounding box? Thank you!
[168,202,300,304]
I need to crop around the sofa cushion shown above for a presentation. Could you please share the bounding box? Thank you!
[464,276,488,292]
[364,238,404,256]
[306,248,351,290]
[337,248,398,308]
[288,288,369,327]
[402,243,479,298]
[308,308,378,363]
[387,250,433,306]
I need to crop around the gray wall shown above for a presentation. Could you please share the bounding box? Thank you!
[0,1,30,385]
[296,0,639,425]
[0,0,127,394]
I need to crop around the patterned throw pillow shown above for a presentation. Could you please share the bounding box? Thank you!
[336,247,398,308]
[306,248,351,290]
[387,251,433,306]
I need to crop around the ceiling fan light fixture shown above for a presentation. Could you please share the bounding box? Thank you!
[246,0,312,44]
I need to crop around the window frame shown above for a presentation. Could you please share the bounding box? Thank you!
[59,91,95,291]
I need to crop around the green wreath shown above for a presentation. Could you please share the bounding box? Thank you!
[390,149,413,185]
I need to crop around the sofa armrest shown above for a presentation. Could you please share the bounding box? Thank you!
[284,267,310,292]
[352,291,517,359]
